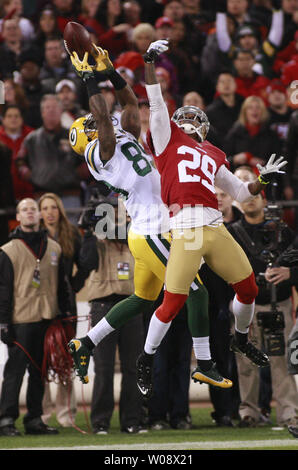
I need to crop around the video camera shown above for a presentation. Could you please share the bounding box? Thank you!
[78,186,118,230]
[255,200,288,356]
[78,185,129,242]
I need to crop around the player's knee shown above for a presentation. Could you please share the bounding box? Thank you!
[231,272,258,304]
[155,290,188,323]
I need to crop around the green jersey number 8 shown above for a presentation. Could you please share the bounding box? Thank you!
[121,141,152,177]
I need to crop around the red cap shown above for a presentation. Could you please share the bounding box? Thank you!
[266,79,287,95]
[155,16,174,29]
[114,51,144,71]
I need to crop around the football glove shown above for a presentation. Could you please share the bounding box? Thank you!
[143,39,169,63]
[70,51,95,81]
[256,153,287,184]
[91,44,114,74]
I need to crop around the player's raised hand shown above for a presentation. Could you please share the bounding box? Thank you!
[70,51,94,81]
[143,39,169,63]
[257,153,287,184]
[91,44,114,74]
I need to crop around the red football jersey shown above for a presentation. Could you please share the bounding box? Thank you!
[147,121,230,215]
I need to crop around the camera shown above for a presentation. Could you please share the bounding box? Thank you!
[254,201,288,356]
[78,185,129,242]
[78,186,117,230]
[256,310,285,356]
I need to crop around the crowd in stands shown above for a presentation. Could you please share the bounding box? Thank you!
[0,0,297,434]
[0,0,296,235]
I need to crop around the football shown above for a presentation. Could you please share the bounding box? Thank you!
[63,21,93,59]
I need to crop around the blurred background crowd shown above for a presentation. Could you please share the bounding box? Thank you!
[0,0,297,436]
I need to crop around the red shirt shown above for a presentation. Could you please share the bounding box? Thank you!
[147,121,229,215]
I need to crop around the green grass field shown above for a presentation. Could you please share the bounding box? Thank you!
[0,406,298,451]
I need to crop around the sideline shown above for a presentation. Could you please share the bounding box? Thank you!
[6,439,298,450]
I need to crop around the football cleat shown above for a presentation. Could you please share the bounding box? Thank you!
[136,354,153,398]
[68,338,91,384]
[191,362,233,388]
[230,336,269,367]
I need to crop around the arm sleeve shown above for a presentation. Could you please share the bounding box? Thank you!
[216,13,232,52]
[214,164,252,202]
[268,10,284,47]
[145,83,171,156]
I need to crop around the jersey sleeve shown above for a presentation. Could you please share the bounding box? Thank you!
[84,139,103,175]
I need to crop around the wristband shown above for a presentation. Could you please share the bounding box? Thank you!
[86,76,100,98]
[108,69,127,90]
[258,174,269,185]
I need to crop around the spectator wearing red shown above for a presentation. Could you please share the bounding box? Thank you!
[232,48,270,101]
[266,79,293,146]
[52,0,79,34]
[281,30,298,88]
[0,78,29,121]
[0,105,34,200]
[89,0,132,59]
[78,0,104,38]
[123,0,142,28]
[224,95,282,182]
[154,16,179,96]
[155,66,177,117]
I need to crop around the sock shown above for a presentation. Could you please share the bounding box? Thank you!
[140,351,154,365]
[192,336,212,361]
[186,283,209,337]
[197,359,213,371]
[235,330,248,345]
[87,317,115,346]
[106,294,154,329]
[233,295,255,334]
[144,312,172,355]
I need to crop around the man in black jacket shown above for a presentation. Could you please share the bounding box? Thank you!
[0,198,71,436]
[228,168,298,428]
[206,71,243,148]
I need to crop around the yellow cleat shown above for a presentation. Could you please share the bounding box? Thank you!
[191,363,233,389]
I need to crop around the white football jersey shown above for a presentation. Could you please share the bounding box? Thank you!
[84,128,170,235]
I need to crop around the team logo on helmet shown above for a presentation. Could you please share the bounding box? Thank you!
[70,127,77,146]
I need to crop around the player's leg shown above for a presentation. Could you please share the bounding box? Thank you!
[186,278,232,388]
[68,231,165,384]
[203,224,269,367]
[142,229,203,361]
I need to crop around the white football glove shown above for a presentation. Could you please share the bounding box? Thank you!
[143,39,169,63]
[256,153,287,184]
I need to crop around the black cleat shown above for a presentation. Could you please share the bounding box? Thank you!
[288,425,298,438]
[136,354,153,398]
[230,336,269,367]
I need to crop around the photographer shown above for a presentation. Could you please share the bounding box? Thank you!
[266,238,298,439]
[228,167,298,429]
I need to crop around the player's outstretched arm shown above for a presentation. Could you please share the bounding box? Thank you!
[70,51,115,161]
[91,45,141,139]
[143,39,171,156]
[143,39,169,85]
[248,153,288,195]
